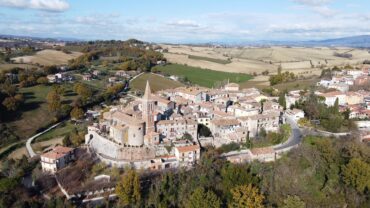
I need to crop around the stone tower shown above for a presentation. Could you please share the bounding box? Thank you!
[142,81,155,134]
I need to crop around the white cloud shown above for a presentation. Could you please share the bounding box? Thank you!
[311,6,337,17]
[292,0,338,17]
[0,0,69,12]
[293,0,333,6]
[167,20,201,28]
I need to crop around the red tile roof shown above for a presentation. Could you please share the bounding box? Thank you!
[176,145,200,153]
[41,146,74,160]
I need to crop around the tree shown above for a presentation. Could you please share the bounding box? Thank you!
[333,98,339,114]
[1,80,16,96]
[259,127,267,138]
[278,93,287,110]
[70,107,84,120]
[2,96,19,111]
[62,134,72,147]
[0,178,18,193]
[282,195,305,208]
[70,131,85,147]
[74,83,92,102]
[186,187,221,208]
[198,124,212,137]
[221,164,258,194]
[245,137,253,149]
[116,169,141,206]
[36,77,49,85]
[182,132,193,141]
[147,172,178,207]
[229,184,264,208]
[46,90,61,113]
[342,158,370,193]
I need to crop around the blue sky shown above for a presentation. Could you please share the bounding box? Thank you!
[0,0,369,43]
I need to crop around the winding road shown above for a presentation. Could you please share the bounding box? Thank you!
[273,116,302,151]
[26,122,62,157]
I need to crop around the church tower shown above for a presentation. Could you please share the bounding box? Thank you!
[142,81,155,134]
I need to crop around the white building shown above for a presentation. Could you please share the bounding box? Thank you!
[285,108,304,122]
[321,91,347,106]
[224,83,240,91]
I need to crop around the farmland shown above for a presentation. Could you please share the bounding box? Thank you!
[11,49,82,66]
[130,72,184,92]
[152,63,253,88]
[161,45,370,75]
[188,55,231,64]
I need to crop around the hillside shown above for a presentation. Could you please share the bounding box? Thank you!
[11,49,82,66]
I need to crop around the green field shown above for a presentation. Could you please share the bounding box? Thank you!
[0,63,38,72]
[35,120,86,143]
[130,73,184,92]
[273,77,319,92]
[7,84,78,139]
[152,64,252,88]
[188,55,231,64]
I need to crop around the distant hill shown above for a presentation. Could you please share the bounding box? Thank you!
[307,35,370,47]
[239,35,370,48]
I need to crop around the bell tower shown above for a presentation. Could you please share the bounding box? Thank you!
[142,81,155,134]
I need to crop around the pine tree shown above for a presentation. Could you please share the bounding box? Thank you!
[116,169,141,206]
[278,93,287,110]
[229,184,264,208]
[186,187,221,208]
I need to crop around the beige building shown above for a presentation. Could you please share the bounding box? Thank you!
[157,118,197,141]
[41,146,75,174]
[174,144,201,165]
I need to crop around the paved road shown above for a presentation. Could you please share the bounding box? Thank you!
[273,116,302,151]
[26,122,62,157]
[222,115,303,159]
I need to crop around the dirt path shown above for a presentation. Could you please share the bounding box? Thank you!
[9,137,64,160]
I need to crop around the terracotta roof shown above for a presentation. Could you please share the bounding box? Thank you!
[104,110,144,126]
[176,145,200,153]
[42,146,74,160]
[211,118,240,126]
[322,91,345,97]
[152,95,172,105]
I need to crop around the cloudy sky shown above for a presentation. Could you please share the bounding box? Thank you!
[0,0,369,43]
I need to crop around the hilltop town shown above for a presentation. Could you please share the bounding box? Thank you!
[0,37,369,207]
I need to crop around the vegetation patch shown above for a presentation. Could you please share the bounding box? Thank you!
[152,63,252,88]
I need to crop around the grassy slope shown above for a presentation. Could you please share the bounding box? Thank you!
[153,64,252,88]
[0,63,38,72]
[7,84,78,139]
[35,121,86,143]
[130,73,184,92]
[273,77,320,92]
